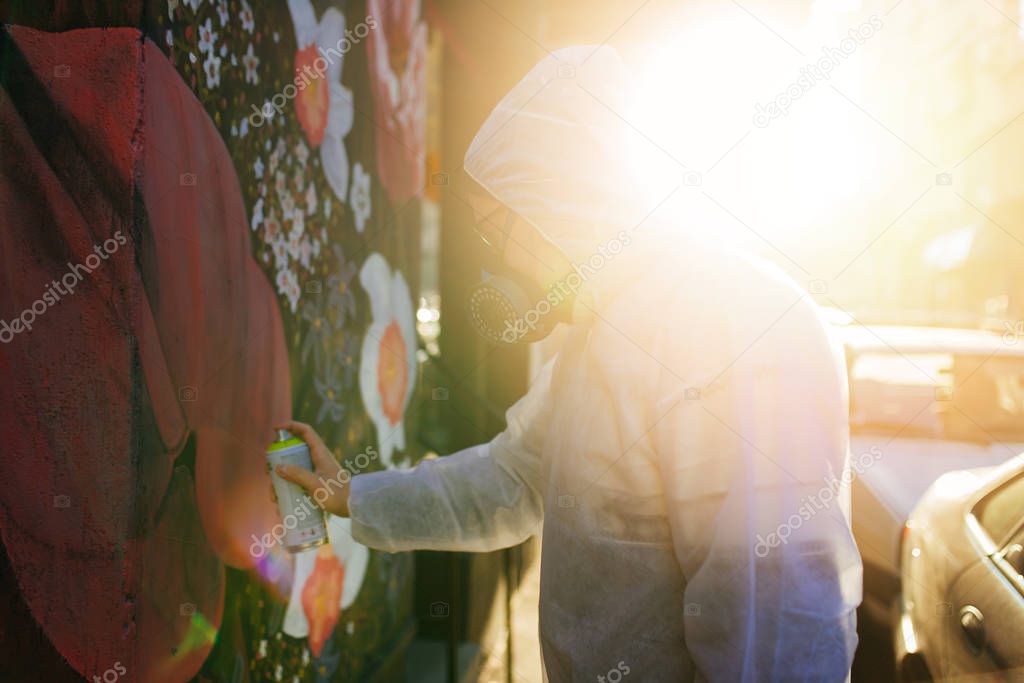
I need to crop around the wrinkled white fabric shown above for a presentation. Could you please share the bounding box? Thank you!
[350,45,861,682]
[462,44,677,264]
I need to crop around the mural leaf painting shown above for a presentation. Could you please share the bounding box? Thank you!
[0,24,290,682]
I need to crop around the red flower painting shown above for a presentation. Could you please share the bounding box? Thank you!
[300,545,346,657]
[288,0,354,204]
[378,320,410,426]
[358,253,417,468]
[0,25,290,683]
[294,44,330,147]
[366,0,427,202]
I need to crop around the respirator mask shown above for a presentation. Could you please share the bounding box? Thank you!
[466,207,574,344]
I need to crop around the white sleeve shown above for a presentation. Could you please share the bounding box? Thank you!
[652,312,861,682]
[347,359,553,553]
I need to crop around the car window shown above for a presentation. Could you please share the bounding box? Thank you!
[974,472,1024,546]
[849,352,1024,442]
[849,352,948,436]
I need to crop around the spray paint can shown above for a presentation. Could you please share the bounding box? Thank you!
[266,428,328,552]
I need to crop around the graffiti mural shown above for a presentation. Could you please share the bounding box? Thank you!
[0,0,427,680]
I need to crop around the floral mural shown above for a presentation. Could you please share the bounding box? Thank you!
[287,0,355,204]
[359,253,419,469]
[366,0,428,202]
[283,517,370,656]
[156,0,429,676]
[0,0,429,680]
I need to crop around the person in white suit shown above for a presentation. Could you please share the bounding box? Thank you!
[279,45,862,682]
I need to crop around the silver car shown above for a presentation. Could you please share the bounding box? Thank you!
[837,324,1024,629]
[896,457,1024,681]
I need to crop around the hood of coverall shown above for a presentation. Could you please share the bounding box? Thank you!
[463,45,670,266]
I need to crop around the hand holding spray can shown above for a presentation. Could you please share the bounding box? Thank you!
[266,428,328,552]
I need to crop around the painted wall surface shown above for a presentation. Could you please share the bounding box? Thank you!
[0,0,427,680]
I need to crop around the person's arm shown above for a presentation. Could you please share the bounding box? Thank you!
[349,359,554,553]
[277,358,554,554]
[651,321,860,682]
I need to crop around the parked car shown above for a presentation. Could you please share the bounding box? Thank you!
[896,456,1024,681]
[836,324,1024,628]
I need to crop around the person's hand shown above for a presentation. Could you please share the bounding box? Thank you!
[272,420,350,517]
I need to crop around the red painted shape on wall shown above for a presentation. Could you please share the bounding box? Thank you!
[301,545,345,657]
[366,0,427,202]
[0,25,291,682]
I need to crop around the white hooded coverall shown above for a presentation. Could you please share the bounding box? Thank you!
[348,45,862,682]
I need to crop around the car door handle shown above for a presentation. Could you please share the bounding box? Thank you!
[959,605,985,654]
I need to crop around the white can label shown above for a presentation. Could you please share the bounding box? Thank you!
[266,442,328,551]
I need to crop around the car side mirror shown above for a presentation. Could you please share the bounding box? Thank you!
[1004,544,1024,576]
